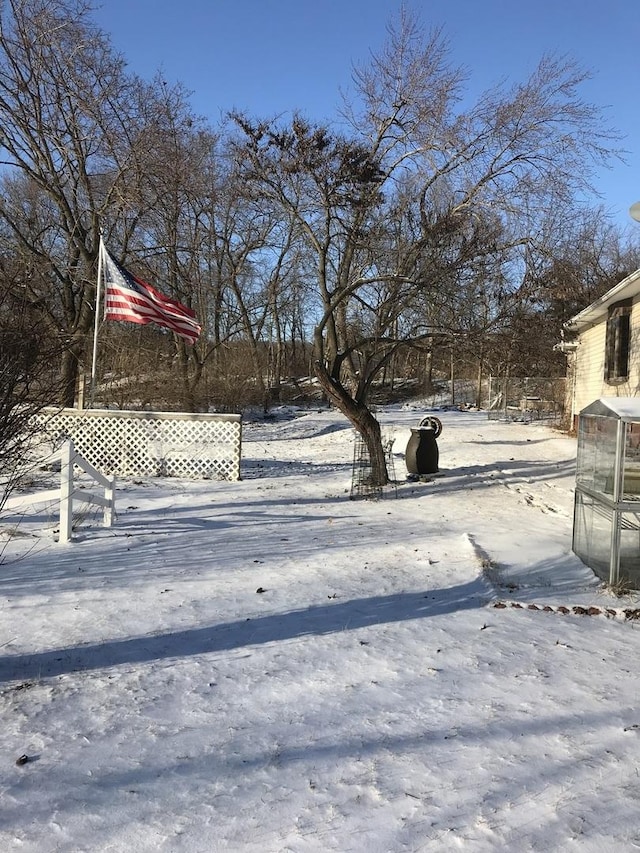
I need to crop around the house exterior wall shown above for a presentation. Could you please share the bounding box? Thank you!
[573,322,606,416]
[573,296,640,419]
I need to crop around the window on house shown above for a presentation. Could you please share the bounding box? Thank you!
[605,300,631,382]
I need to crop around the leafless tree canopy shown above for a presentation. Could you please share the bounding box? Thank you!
[0,0,637,484]
[0,248,66,510]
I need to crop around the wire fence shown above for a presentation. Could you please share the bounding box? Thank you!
[350,431,397,500]
[486,376,567,425]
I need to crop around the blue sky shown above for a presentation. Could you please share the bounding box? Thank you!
[92,0,640,231]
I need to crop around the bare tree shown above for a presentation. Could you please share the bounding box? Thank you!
[0,249,64,513]
[0,0,181,404]
[231,11,619,484]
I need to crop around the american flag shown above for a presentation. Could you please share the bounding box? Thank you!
[102,248,201,345]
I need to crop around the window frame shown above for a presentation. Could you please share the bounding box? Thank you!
[604,299,632,383]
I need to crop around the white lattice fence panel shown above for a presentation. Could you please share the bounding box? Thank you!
[35,409,242,480]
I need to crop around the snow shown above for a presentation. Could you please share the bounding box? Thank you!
[2,404,640,852]
[582,397,640,420]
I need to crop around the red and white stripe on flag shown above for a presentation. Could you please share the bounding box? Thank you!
[103,250,201,345]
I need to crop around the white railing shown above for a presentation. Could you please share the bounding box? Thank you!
[34,408,242,480]
[59,439,115,543]
[2,439,116,543]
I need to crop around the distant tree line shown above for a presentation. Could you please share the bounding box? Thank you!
[1,0,639,483]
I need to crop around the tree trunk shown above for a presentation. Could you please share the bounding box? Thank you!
[450,350,455,407]
[312,355,388,485]
[424,349,434,395]
[60,343,84,408]
[475,344,484,409]
[178,345,204,412]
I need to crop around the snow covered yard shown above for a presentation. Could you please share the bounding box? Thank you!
[2,405,640,852]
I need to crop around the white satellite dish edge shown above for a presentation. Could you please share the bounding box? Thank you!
[630,201,640,222]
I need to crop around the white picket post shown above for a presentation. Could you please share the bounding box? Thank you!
[59,439,74,543]
[104,478,115,527]
[58,438,116,543]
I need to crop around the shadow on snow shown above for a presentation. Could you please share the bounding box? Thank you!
[0,578,487,684]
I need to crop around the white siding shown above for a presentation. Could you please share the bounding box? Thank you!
[574,322,606,415]
[573,296,640,416]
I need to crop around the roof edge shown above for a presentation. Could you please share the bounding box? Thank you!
[565,268,640,332]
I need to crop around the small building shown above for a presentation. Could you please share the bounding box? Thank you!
[563,268,640,429]
[573,397,640,588]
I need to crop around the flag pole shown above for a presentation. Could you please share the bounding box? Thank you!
[89,235,105,407]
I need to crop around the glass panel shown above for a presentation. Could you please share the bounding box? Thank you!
[572,491,612,582]
[576,416,596,489]
[619,512,640,587]
[623,422,640,501]
[576,415,617,496]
